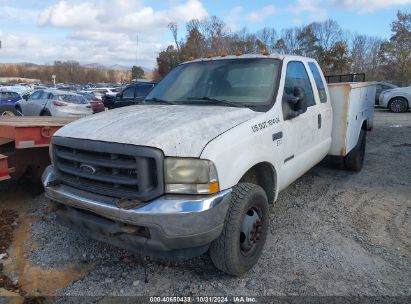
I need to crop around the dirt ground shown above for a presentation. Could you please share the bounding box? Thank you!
[0,109,410,302]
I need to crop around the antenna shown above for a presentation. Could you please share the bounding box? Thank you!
[136,34,139,67]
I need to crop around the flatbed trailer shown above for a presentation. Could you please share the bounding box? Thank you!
[0,117,76,182]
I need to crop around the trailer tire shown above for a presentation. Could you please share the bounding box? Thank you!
[209,183,269,276]
[0,105,21,116]
[344,129,366,172]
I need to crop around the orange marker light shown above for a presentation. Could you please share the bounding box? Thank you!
[261,49,270,56]
[235,51,243,56]
[220,51,229,57]
[188,56,194,61]
[208,181,220,193]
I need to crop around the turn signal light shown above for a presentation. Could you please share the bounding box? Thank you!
[261,49,270,55]
[220,51,229,57]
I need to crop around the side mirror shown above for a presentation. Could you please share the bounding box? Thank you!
[23,95,28,101]
[287,87,304,104]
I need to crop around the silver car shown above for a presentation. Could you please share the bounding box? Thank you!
[375,82,397,105]
[378,86,411,113]
[17,90,93,117]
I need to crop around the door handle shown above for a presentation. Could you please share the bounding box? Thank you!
[318,114,322,129]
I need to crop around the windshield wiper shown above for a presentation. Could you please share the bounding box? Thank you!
[144,97,177,105]
[185,96,247,108]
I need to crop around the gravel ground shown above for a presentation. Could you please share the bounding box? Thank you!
[1,109,410,300]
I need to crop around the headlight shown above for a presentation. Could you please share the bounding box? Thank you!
[164,158,219,194]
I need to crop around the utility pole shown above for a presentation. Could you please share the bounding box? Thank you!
[136,34,139,68]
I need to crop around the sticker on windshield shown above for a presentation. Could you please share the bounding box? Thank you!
[251,117,280,133]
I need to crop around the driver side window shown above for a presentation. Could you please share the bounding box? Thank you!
[29,90,42,100]
[282,61,315,120]
[122,87,135,99]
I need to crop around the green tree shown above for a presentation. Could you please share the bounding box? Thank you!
[131,66,145,80]
[153,45,180,81]
[380,11,411,85]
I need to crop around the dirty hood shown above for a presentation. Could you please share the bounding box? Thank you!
[55,105,259,157]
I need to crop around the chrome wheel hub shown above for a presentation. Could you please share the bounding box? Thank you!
[240,207,263,254]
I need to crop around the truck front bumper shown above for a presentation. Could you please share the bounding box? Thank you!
[42,165,232,259]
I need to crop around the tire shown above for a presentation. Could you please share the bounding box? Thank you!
[388,97,408,113]
[344,129,366,172]
[209,183,269,276]
[0,105,21,116]
[40,110,51,116]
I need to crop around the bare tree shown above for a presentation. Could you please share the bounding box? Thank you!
[168,22,180,52]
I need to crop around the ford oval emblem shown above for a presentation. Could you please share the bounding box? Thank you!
[80,164,97,175]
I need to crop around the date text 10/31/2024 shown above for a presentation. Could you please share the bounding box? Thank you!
[149,296,257,303]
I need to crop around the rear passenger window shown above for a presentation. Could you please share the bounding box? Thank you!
[284,61,315,107]
[308,62,327,103]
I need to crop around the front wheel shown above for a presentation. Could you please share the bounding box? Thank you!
[0,105,21,116]
[388,97,408,113]
[209,183,269,276]
[40,110,51,116]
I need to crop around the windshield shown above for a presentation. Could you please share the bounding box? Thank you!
[145,58,281,108]
[78,92,95,99]
[57,94,88,104]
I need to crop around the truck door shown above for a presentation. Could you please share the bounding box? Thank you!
[31,91,49,116]
[116,86,136,108]
[279,61,324,188]
[23,90,43,116]
[307,61,332,155]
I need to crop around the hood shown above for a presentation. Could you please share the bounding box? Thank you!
[55,104,259,157]
[385,86,410,93]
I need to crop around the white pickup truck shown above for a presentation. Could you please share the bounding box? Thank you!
[42,54,375,275]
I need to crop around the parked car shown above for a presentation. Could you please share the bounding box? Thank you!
[0,91,23,116]
[77,91,105,113]
[44,54,375,275]
[112,82,157,109]
[89,88,118,100]
[378,86,411,113]
[17,90,93,117]
[375,82,397,105]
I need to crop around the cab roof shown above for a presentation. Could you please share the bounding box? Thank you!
[180,53,315,65]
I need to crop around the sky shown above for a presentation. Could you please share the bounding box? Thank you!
[0,0,410,69]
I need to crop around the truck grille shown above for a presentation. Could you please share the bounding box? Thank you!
[52,137,164,201]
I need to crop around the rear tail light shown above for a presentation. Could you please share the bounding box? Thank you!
[52,101,67,106]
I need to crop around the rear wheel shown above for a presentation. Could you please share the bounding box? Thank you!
[388,97,408,113]
[209,183,269,276]
[344,129,366,172]
[0,105,21,116]
[40,109,51,116]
